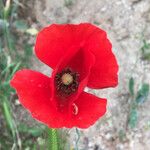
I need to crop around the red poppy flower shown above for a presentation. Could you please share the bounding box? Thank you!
[10,23,118,128]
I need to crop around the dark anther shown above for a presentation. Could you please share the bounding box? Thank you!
[55,68,79,96]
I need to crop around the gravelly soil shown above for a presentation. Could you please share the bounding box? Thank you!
[17,0,150,149]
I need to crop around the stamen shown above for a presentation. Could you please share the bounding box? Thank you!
[72,103,78,115]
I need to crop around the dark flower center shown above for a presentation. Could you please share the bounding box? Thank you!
[55,68,79,96]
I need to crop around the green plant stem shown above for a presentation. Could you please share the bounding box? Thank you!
[75,128,80,150]
[47,128,58,150]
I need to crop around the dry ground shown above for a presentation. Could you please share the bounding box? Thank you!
[17,0,150,149]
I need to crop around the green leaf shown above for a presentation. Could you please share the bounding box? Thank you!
[0,19,9,31]
[0,0,4,17]
[26,28,38,35]
[24,44,33,56]
[128,109,138,128]
[4,27,16,51]
[8,62,21,80]
[0,52,7,71]
[141,40,150,60]
[64,0,74,7]
[118,130,126,141]
[28,128,44,137]
[3,0,11,19]
[18,124,45,137]
[2,97,16,137]
[14,20,28,31]
[0,41,2,52]
[136,83,149,104]
[129,77,134,96]
[1,62,15,77]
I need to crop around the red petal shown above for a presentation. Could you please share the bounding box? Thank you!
[35,24,75,69]
[10,70,107,128]
[71,92,107,128]
[85,29,119,89]
[35,23,97,69]
[10,69,69,128]
[35,23,118,88]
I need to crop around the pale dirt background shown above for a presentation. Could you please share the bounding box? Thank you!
[18,0,150,149]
